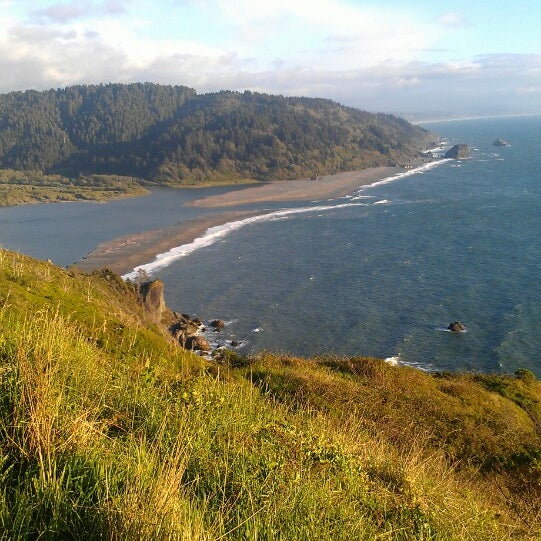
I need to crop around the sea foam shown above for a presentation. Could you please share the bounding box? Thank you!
[349,159,451,200]
[122,201,366,280]
[123,160,451,280]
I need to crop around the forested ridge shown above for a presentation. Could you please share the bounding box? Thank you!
[0,83,432,185]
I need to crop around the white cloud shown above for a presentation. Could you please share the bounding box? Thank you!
[210,0,438,69]
[32,0,132,23]
[437,12,470,29]
[35,3,88,22]
[0,1,540,116]
[1,0,437,92]
[396,77,421,88]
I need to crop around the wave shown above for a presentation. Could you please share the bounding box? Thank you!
[384,354,436,372]
[384,355,400,366]
[122,200,367,280]
[123,159,452,280]
[348,159,451,200]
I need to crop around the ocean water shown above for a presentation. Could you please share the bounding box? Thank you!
[1,116,540,375]
[152,116,541,375]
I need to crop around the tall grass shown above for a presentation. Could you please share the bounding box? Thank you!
[0,249,540,539]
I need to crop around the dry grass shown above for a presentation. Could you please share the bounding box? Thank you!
[0,248,540,539]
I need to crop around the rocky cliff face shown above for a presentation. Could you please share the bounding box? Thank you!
[138,280,167,321]
[445,144,470,159]
[138,279,215,353]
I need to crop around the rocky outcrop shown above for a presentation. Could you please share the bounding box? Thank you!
[445,144,470,159]
[170,313,201,344]
[137,279,229,355]
[138,280,166,321]
[448,321,466,332]
[492,138,509,147]
[137,280,205,353]
[210,319,225,331]
[185,334,211,352]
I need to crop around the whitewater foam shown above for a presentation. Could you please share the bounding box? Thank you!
[349,159,451,201]
[122,160,453,281]
[122,201,367,280]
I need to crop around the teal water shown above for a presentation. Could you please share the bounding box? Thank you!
[1,116,540,375]
[155,116,541,375]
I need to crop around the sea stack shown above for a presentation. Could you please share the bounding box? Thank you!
[448,321,466,332]
[445,144,470,159]
[492,138,509,147]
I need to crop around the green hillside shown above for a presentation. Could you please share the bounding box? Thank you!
[0,84,432,187]
[0,248,539,539]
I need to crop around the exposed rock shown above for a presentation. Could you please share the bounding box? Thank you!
[138,280,166,321]
[444,144,470,159]
[137,280,224,355]
[169,313,203,346]
[210,319,225,330]
[492,138,509,147]
[231,340,240,347]
[185,335,211,352]
[448,321,466,332]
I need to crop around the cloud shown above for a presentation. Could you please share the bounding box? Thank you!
[35,3,87,22]
[32,0,131,23]
[1,1,541,117]
[437,12,470,29]
[210,0,438,68]
[517,85,541,95]
[396,77,421,88]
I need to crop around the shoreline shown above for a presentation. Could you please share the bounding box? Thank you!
[74,164,428,277]
[187,166,401,208]
[74,210,264,276]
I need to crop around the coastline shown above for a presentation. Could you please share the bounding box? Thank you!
[187,166,401,208]
[74,210,264,276]
[74,164,423,277]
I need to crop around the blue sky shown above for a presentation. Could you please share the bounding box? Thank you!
[1,0,540,117]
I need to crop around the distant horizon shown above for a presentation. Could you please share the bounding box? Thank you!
[1,81,540,123]
[411,112,541,124]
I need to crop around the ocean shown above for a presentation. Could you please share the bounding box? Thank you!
[1,116,540,375]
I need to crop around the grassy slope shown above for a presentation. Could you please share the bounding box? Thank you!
[0,248,540,540]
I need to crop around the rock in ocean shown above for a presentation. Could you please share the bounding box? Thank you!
[444,144,470,159]
[448,321,466,332]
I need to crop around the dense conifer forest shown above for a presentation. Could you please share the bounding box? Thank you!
[0,83,432,185]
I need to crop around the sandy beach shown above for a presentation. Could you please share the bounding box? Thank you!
[75,166,403,275]
[188,166,400,207]
[75,210,263,276]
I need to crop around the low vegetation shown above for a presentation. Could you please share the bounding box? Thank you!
[0,248,540,539]
[0,170,149,206]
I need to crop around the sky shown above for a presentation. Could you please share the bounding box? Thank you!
[1,0,541,118]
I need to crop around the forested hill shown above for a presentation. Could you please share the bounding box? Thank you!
[0,83,432,184]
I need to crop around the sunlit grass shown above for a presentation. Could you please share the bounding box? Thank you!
[0,248,540,539]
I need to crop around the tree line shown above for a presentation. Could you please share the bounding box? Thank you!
[0,83,433,185]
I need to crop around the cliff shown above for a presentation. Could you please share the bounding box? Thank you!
[0,247,540,540]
